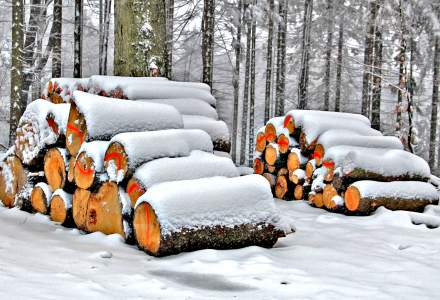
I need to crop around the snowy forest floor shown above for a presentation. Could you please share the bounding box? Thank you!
[0,200,439,299]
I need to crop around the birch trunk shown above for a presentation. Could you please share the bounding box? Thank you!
[74,0,83,78]
[202,0,215,89]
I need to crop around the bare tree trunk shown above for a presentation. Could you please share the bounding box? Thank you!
[248,0,257,166]
[264,0,274,123]
[275,0,287,115]
[335,15,344,112]
[298,0,313,110]
[52,0,62,78]
[361,0,380,117]
[102,0,112,75]
[323,0,334,111]
[429,34,440,167]
[99,0,104,75]
[231,0,243,163]
[9,0,24,145]
[165,0,174,79]
[74,0,83,78]
[396,0,407,139]
[202,0,215,89]
[240,2,251,166]
[407,37,415,153]
[371,30,382,130]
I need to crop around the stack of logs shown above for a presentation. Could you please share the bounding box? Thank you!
[254,110,439,215]
[0,76,284,257]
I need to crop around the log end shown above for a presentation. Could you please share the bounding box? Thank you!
[127,178,146,207]
[133,202,161,255]
[44,148,66,190]
[345,186,360,212]
[104,142,128,182]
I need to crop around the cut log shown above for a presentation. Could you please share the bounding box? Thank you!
[264,143,287,167]
[262,173,276,192]
[328,195,344,211]
[265,163,276,174]
[141,98,218,119]
[283,114,295,135]
[133,175,283,256]
[277,129,298,154]
[15,100,69,166]
[345,181,439,214]
[264,117,284,143]
[309,192,324,208]
[15,171,45,212]
[126,151,238,206]
[50,189,74,227]
[277,168,288,177]
[255,127,267,152]
[72,188,92,231]
[86,182,131,238]
[74,141,109,189]
[289,169,306,185]
[305,159,316,179]
[287,148,308,171]
[0,155,27,208]
[182,115,230,153]
[30,182,53,214]
[323,184,338,209]
[44,148,68,191]
[275,175,295,200]
[42,78,89,103]
[253,157,265,175]
[65,91,183,156]
[67,157,76,183]
[104,129,213,183]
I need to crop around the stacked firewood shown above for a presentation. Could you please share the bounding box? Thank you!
[254,110,439,215]
[0,76,285,257]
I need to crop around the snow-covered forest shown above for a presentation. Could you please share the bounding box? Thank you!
[1,0,439,169]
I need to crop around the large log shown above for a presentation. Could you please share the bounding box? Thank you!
[345,181,439,214]
[262,173,277,192]
[264,143,287,168]
[74,141,109,189]
[44,148,69,191]
[15,100,69,166]
[276,128,298,154]
[133,175,284,257]
[72,188,92,231]
[104,129,213,183]
[294,184,311,200]
[65,91,183,156]
[182,115,231,153]
[323,184,339,209]
[264,117,284,143]
[275,174,295,200]
[50,189,74,227]
[287,148,308,171]
[42,78,89,103]
[141,98,218,120]
[30,182,52,214]
[255,126,267,153]
[126,150,238,206]
[0,155,27,208]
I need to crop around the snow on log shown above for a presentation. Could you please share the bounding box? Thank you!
[287,148,308,171]
[182,115,230,153]
[66,91,183,155]
[345,181,439,214]
[141,99,218,120]
[126,151,239,206]
[44,148,68,191]
[284,110,371,135]
[50,189,74,227]
[299,115,381,153]
[30,182,53,214]
[289,169,306,185]
[15,100,70,166]
[329,195,344,211]
[262,173,276,192]
[86,182,131,239]
[0,156,27,208]
[133,175,283,257]
[74,141,109,189]
[105,129,213,183]
[72,188,92,231]
[323,184,339,209]
[42,78,89,103]
[277,128,298,154]
[313,130,403,166]
[265,117,284,143]
[264,143,287,168]
[256,126,267,152]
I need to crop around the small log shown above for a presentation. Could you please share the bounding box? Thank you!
[255,128,267,153]
[328,195,345,211]
[323,184,338,209]
[0,155,27,208]
[30,183,53,214]
[275,175,295,200]
[264,117,284,143]
[299,131,317,155]
[264,143,287,167]
[44,148,68,191]
[50,190,74,227]
[283,114,295,135]
[42,78,89,103]
[293,184,311,201]
[74,141,109,190]
[309,192,324,208]
[265,163,277,174]
[141,98,219,119]
[15,171,45,212]
[133,175,283,256]
[72,188,92,231]
[305,159,316,179]
[126,177,146,207]
[253,157,265,175]
[345,181,439,214]
[287,148,308,171]
[262,173,276,192]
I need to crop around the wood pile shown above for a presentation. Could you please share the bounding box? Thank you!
[254,110,439,215]
[0,76,284,257]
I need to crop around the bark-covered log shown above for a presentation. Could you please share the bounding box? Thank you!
[15,100,69,166]
[65,91,183,155]
[126,151,238,206]
[30,182,52,214]
[323,184,338,209]
[74,141,109,190]
[305,159,316,179]
[345,181,439,214]
[50,189,74,227]
[104,129,213,183]
[308,192,324,208]
[142,98,218,119]
[44,148,68,191]
[72,188,92,230]
[287,148,308,171]
[265,163,276,174]
[0,155,27,208]
[275,174,295,200]
[133,175,283,256]
[262,173,276,192]
[15,171,45,212]
[42,78,89,103]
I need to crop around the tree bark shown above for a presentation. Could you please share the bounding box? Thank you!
[264,0,274,122]
[202,0,215,89]
[298,0,313,110]
[52,0,62,78]
[323,0,334,111]
[102,0,112,75]
[429,34,440,167]
[275,0,287,115]
[74,0,83,78]
[165,0,174,79]
[248,0,257,166]
[334,15,344,112]
[371,29,382,131]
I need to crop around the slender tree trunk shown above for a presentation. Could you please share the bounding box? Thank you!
[429,35,440,167]
[371,30,382,130]
[335,15,344,112]
[9,0,24,145]
[102,0,112,75]
[240,2,252,166]
[231,0,243,163]
[165,0,174,79]
[99,0,104,75]
[275,0,287,115]
[396,0,407,137]
[264,0,274,122]
[114,0,167,76]
[407,37,415,153]
[52,0,62,77]
[74,0,83,78]
[248,0,257,166]
[298,0,313,110]
[323,0,334,111]
[274,0,282,115]
[361,0,380,117]
[202,0,215,89]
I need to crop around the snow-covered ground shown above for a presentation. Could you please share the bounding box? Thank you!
[0,200,439,299]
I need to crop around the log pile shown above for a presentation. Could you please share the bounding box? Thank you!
[254,110,439,215]
[0,76,284,257]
